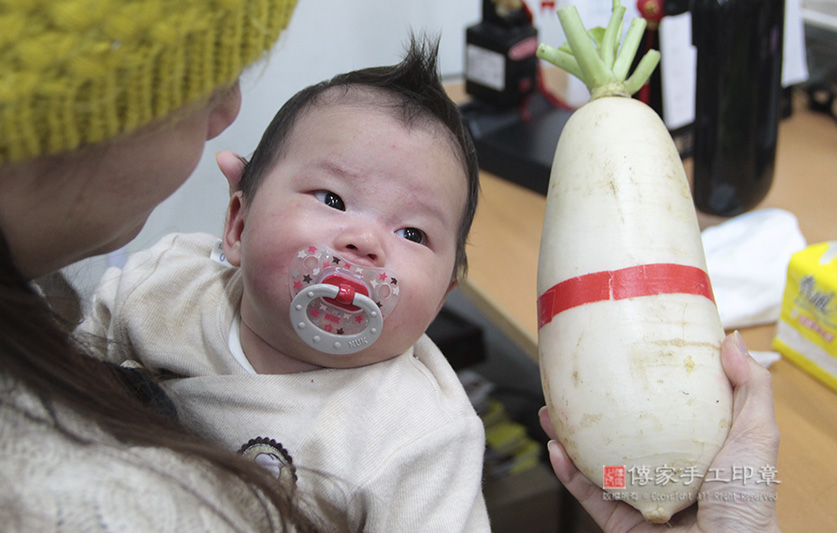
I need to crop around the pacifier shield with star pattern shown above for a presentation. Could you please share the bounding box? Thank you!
[288,245,399,354]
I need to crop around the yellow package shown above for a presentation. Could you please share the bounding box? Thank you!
[773,242,837,392]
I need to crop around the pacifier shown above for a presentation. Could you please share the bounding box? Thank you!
[289,245,399,354]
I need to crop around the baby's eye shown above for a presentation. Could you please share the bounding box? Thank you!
[396,227,426,245]
[314,190,345,211]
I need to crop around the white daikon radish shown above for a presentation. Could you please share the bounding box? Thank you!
[536,1,732,523]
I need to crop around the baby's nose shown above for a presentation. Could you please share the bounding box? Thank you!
[336,230,385,266]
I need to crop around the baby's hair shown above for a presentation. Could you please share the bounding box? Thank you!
[239,33,479,281]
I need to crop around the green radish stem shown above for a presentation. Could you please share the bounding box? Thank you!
[536,0,660,100]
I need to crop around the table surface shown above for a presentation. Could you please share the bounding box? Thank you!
[451,82,837,530]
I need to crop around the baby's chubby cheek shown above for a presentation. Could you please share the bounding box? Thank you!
[241,259,294,318]
[384,293,440,348]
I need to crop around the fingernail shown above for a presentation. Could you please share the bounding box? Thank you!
[538,405,547,417]
[547,439,565,460]
[733,330,750,356]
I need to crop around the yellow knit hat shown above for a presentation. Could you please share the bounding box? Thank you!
[0,0,298,164]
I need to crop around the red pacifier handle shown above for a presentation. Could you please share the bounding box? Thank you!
[335,284,356,306]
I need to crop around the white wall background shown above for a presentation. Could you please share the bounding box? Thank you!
[63,0,641,294]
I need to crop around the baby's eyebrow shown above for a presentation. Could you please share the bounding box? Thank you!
[408,192,448,225]
[315,158,360,180]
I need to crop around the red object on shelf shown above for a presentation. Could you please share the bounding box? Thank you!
[637,0,665,26]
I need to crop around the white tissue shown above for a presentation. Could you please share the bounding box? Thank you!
[701,208,807,330]
[749,350,782,368]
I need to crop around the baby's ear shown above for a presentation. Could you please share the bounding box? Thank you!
[222,191,246,267]
[216,151,247,195]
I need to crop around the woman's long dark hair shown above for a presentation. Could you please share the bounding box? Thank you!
[0,227,325,532]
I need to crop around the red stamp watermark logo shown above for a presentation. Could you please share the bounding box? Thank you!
[603,465,627,489]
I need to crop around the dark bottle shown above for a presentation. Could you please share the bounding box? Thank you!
[465,0,538,108]
[691,0,785,217]
[634,0,666,116]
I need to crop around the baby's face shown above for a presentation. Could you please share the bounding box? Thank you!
[226,102,467,370]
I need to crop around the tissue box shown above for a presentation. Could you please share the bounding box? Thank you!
[773,242,837,392]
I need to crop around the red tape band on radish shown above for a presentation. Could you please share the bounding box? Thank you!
[537,263,715,329]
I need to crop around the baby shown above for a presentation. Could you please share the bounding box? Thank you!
[80,36,488,531]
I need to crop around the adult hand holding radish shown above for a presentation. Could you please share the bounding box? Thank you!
[534,0,775,525]
[540,332,780,531]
